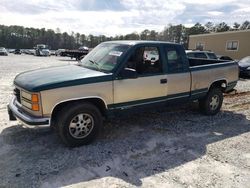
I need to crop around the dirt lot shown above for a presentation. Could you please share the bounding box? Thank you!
[0,54,250,188]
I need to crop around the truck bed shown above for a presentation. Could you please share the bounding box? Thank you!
[188,58,232,67]
[188,58,238,95]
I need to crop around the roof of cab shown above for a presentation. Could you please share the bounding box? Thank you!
[103,40,181,46]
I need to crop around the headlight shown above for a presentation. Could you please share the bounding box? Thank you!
[22,91,32,100]
[21,91,40,111]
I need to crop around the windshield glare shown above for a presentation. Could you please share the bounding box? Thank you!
[79,43,130,72]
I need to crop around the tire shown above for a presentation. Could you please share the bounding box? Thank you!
[199,87,223,115]
[56,102,103,147]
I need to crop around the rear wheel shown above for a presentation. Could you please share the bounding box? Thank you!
[199,87,223,115]
[56,102,103,147]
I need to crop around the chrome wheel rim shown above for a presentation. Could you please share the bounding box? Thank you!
[68,113,94,139]
[209,95,219,111]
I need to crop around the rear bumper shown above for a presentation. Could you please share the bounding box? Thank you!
[8,97,50,126]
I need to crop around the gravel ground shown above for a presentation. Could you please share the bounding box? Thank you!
[0,54,250,188]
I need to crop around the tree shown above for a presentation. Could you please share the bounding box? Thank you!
[55,28,61,34]
[187,23,207,35]
[1,21,246,50]
[80,34,86,46]
[149,30,157,41]
[99,35,107,43]
[75,33,81,47]
[233,22,241,30]
[124,32,140,40]
[140,29,150,40]
[205,22,215,32]
[240,20,250,30]
[215,22,230,32]
[161,26,170,41]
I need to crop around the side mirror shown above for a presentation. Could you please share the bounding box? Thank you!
[119,68,138,79]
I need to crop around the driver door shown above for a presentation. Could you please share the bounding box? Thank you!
[113,45,168,108]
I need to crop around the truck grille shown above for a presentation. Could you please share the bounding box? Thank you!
[14,88,21,103]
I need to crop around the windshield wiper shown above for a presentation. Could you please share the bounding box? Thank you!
[89,60,101,71]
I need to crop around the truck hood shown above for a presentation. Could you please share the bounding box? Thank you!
[14,65,113,92]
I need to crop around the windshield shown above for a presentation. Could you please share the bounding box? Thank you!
[79,43,130,72]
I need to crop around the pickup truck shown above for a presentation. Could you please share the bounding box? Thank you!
[8,41,239,147]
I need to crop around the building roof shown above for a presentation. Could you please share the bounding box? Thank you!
[189,29,250,38]
[103,40,181,46]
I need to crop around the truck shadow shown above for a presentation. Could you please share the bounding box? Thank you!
[0,105,250,187]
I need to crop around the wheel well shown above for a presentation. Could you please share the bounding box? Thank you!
[209,80,227,92]
[51,98,107,124]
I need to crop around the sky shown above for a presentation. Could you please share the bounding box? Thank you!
[0,0,250,36]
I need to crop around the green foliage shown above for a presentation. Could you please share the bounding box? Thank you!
[215,22,230,32]
[240,21,250,30]
[0,20,249,49]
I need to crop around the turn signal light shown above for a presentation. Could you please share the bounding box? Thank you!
[31,94,39,102]
[32,103,39,111]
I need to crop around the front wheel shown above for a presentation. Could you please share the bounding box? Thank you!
[57,102,103,147]
[199,87,223,115]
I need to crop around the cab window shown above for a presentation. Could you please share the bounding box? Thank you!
[165,46,184,73]
[125,46,162,75]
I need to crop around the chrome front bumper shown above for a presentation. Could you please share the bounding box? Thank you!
[8,97,50,126]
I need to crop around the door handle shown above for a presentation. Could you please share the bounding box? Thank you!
[160,79,167,84]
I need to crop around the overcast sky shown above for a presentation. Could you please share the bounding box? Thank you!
[0,0,250,36]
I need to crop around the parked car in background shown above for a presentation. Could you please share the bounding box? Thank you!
[29,49,36,55]
[186,50,218,60]
[21,49,29,54]
[8,49,15,53]
[50,50,56,55]
[36,49,50,56]
[238,56,250,78]
[78,46,89,51]
[14,49,21,54]
[21,49,35,55]
[34,44,50,57]
[55,49,65,56]
[217,55,234,61]
[0,47,8,56]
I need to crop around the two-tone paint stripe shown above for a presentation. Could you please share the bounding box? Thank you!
[108,91,191,110]
[190,61,238,72]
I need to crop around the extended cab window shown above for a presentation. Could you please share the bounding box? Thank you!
[165,46,184,73]
[125,46,162,75]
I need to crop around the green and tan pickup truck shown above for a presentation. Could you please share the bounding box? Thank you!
[8,41,238,147]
